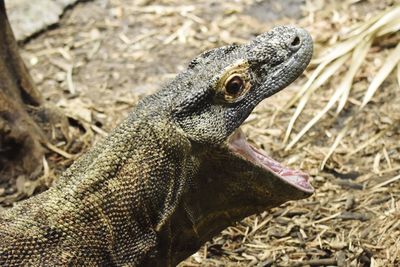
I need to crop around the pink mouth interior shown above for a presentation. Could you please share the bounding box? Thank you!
[228,129,314,193]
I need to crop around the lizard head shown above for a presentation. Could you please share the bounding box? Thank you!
[171,25,313,144]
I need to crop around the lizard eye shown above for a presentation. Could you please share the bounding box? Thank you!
[221,73,251,102]
[225,76,244,96]
[215,60,251,103]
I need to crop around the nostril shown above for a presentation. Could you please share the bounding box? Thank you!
[291,36,301,47]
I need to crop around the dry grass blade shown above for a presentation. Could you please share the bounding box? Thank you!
[397,62,400,88]
[312,35,364,65]
[373,174,400,189]
[274,61,328,132]
[377,17,400,36]
[281,61,329,112]
[363,6,400,36]
[361,42,400,108]
[347,128,388,157]
[337,38,372,113]
[284,54,350,147]
[45,142,75,159]
[287,85,345,150]
[283,93,310,145]
[320,119,351,170]
[337,6,399,42]
[342,7,389,38]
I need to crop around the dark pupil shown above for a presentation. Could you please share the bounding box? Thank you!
[226,77,244,95]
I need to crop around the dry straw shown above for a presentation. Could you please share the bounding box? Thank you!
[284,6,400,163]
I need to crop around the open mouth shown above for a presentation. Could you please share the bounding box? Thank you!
[228,128,314,194]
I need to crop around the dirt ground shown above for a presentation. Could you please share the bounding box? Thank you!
[2,0,400,266]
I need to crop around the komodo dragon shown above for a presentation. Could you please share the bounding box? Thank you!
[0,25,314,266]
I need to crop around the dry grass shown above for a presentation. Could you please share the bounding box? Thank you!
[284,6,400,154]
[1,0,399,266]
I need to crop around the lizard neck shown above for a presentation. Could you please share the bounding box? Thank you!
[2,114,193,265]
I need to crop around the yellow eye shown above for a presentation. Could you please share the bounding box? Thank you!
[216,60,251,103]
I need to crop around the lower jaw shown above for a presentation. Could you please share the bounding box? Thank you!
[227,128,314,194]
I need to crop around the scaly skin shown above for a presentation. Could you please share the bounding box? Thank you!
[0,26,313,266]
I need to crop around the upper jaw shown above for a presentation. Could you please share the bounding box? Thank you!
[248,28,313,100]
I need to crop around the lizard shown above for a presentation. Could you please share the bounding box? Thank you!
[0,25,314,266]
